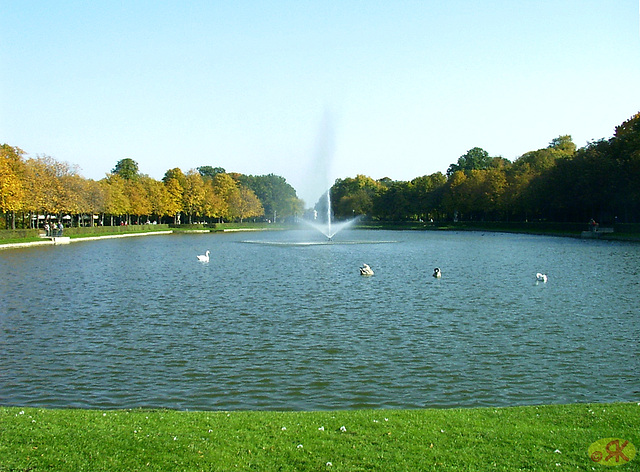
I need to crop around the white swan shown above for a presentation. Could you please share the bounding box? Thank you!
[197,250,210,262]
[433,267,441,278]
[536,272,547,283]
[359,263,374,276]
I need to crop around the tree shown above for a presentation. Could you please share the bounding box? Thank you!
[59,173,89,225]
[141,176,169,223]
[442,170,468,220]
[239,174,302,220]
[212,173,239,222]
[447,147,492,177]
[84,179,106,226]
[164,178,184,224]
[229,187,264,222]
[549,135,576,155]
[112,158,140,180]
[330,175,382,218]
[465,168,507,220]
[23,155,69,218]
[201,181,226,222]
[0,145,26,228]
[125,179,152,224]
[611,112,640,221]
[163,167,186,185]
[197,166,226,180]
[409,172,446,220]
[372,181,412,220]
[102,174,129,225]
[182,170,206,223]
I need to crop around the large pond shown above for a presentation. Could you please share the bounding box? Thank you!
[1,229,638,410]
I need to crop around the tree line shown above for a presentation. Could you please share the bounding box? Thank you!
[2,112,639,229]
[327,112,640,225]
[0,153,303,229]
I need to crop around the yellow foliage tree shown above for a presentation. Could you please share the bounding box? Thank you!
[164,178,183,224]
[212,173,240,222]
[0,145,26,228]
[182,170,206,223]
[229,186,264,222]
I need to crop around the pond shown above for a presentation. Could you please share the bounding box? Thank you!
[1,229,638,410]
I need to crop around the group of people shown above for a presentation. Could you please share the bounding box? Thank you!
[44,222,64,237]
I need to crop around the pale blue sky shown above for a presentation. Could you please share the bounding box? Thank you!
[2,1,639,205]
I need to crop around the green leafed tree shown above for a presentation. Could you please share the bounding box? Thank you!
[197,166,226,180]
[239,173,302,221]
[112,158,140,180]
[447,147,492,177]
[330,175,382,218]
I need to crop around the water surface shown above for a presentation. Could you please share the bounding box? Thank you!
[1,229,638,410]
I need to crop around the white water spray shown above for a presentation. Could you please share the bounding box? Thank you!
[301,108,359,240]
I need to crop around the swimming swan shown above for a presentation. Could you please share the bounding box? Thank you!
[197,250,210,262]
[433,267,441,278]
[359,263,374,276]
[536,273,547,283]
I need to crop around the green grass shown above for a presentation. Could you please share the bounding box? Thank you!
[0,236,45,245]
[1,403,638,471]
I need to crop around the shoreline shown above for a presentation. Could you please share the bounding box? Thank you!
[2,224,639,251]
[0,230,174,250]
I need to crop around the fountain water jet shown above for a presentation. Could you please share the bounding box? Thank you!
[302,188,359,240]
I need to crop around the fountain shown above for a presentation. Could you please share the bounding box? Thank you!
[295,110,360,241]
[302,187,359,240]
[244,110,391,245]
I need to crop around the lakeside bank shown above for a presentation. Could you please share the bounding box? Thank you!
[2,221,639,250]
[0,223,288,250]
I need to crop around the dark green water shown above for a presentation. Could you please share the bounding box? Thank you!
[1,229,638,410]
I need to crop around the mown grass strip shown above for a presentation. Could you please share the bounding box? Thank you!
[1,403,638,471]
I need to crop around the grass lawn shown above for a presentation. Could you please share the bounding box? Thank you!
[1,403,638,471]
[0,237,45,245]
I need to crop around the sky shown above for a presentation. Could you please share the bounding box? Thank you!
[2,1,639,206]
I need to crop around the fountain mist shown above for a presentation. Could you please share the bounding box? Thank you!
[300,109,360,240]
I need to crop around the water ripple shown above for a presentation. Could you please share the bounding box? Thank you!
[1,230,639,410]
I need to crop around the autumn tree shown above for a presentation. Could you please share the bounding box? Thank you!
[141,176,169,223]
[201,181,226,222]
[84,179,106,226]
[442,170,468,220]
[212,173,240,222]
[125,179,152,224]
[164,177,184,224]
[182,170,206,223]
[229,186,264,222]
[0,145,26,228]
[102,174,129,225]
[163,168,186,185]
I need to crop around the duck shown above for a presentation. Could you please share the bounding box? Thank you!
[197,250,210,262]
[432,267,441,278]
[536,272,547,283]
[359,263,374,276]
